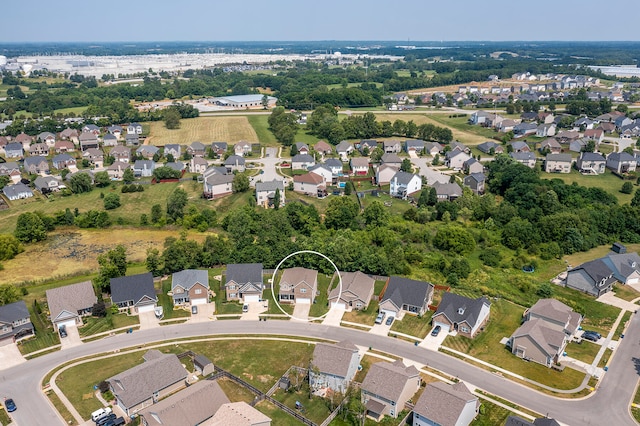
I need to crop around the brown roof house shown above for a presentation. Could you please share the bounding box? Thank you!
[412,381,479,426]
[139,379,230,426]
[45,281,97,331]
[171,269,209,306]
[109,349,188,416]
[508,298,582,367]
[314,140,332,155]
[278,267,318,304]
[293,173,326,197]
[361,359,420,420]
[432,293,491,339]
[379,276,433,320]
[309,340,360,394]
[203,402,271,426]
[225,263,264,303]
[328,271,375,311]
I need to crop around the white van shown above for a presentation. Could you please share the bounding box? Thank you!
[91,407,113,422]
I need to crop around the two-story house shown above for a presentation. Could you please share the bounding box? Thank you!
[278,267,318,304]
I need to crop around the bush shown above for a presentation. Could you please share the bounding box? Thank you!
[103,193,121,210]
[479,247,502,267]
[621,181,634,194]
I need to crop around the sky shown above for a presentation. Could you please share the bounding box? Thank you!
[2,0,639,43]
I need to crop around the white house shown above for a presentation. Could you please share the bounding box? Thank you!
[390,171,422,198]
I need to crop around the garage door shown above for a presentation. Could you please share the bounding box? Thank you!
[244,295,260,303]
[628,278,639,285]
[331,302,346,309]
[379,308,397,318]
[138,304,156,313]
[192,298,207,306]
[432,321,451,333]
[56,319,76,330]
[297,298,311,304]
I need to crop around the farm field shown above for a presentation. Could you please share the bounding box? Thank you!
[371,113,488,145]
[144,116,259,146]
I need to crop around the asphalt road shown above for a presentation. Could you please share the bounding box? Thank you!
[1,315,639,426]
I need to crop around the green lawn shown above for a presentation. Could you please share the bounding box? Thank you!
[247,115,278,145]
[18,300,60,355]
[0,407,12,426]
[390,311,434,339]
[271,386,333,425]
[309,273,333,318]
[46,390,78,425]
[471,399,518,426]
[613,284,640,302]
[213,272,244,315]
[614,311,632,339]
[564,341,600,364]
[548,169,633,204]
[78,314,140,337]
[341,300,378,326]
[158,278,192,319]
[598,348,613,368]
[217,377,256,404]
[255,400,305,426]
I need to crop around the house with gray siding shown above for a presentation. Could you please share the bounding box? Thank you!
[309,340,360,394]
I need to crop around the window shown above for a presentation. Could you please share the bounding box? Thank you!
[228,285,236,290]
[195,289,202,294]
[300,288,307,293]
[460,326,470,333]
[230,293,237,298]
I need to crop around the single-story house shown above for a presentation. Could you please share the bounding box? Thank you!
[278,267,318,304]
[412,382,479,426]
[328,271,375,311]
[309,340,360,394]
[390,171,422,198]
[379,276,434,319]
[361,359,420,420]
[225,263,264,303]
[171,269,209,306]
[509,141,530,153]
[423,142,443,156]
[45,281,97,331]
[0,300,34,345]
[432,293,491,339]
[476,141,503,155]
[110,273,158,314]
[255,180,286,208]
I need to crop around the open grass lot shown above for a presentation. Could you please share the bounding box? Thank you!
[271,386,333,425]
[216,377,256,404]
[564,243,640,269]
[78,314,140,337]
[548,169,634,204]
[247,115,278,145]
[564,341,600,364]
[144,116,258,146]
[255,400,304,425]
[424,114,499,145]
[390,311,434,339]
[613,284,640,302]
[443,299,585,390]
[470,399,518,426]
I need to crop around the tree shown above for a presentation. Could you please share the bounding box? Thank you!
[232,174,250,193]
[166,188,188,222]
[363,201,389,227]
[261,94,270,110]
[151,204,163,224]
[14,212,48,243]
[122,168,134,184]
[152,166,181,180]
[103,193,121,210]
[95,245,127,292]
[0,234,23,261]
[344,181,352,196]
[0,284,20,306]
[69,172,93,193]
[632,188,640,207]
[94,171,111,188]
[273,188,281,210]
[370,147,384,163]
[163,107,181,129]
[400,158,412,172]
[91,302,107,317]
[146,247,162,276]
[433,226,476,255]
[290,143,298,157]
[324,196,360,230]
[621,182,634,194]
[0,175,10,190]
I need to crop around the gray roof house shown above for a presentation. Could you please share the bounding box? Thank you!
[127,123,143,135]
[34,176,63,193]
[544,153,572,174]
[328,271,375,311]
[5,142,24,158]
[103,133,118,147]
[52,153,77,169]
[565,259,615,297]
[510,152,537,168]
[412,381,479,426]
[108,350,187,416]
[379,276,434,319]
[433,182,463,202]
[361,359,420,420]
[224,155,246,173]
[390,171,422,198]
[134,160,156,177]
[136,145,159,159]
[256,180,285,208]
[383,140,402,153]
[576,152,606,175]
[193,354,214,377]
[463,172,485,195]
[525,298,583,336]
[225,263,264,302]
[432,293,491,338]
[45,281,97,330]
[203,168,234,199]
[476,141,503,154]
[405,139,426,153]
[171,269,209,306]
[606,152,637,174]
[324,158,343,175]
[210,142,228,156]
[463,157,484,174]
[509,141,531,153]
[381,153,402,168]
[602,252,640,285]
[139,379,230,426]
[423,142,443,156]
[164,144,182,158]
[292,154,316,171]
[110,273,158,313]
[336,141,354,161]
[3,183,34,201]
[0,300,34,344]
[505,416,562,426]
[24,156,50,174]
[188,141,207,157]
[309,340,360,394]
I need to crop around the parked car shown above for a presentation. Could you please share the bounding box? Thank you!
[431,325,442,337]
[375,312,386,324]
[242,303,249,313]
[582,332,600,342]
[97,413,116,426]
[59,325,67,338]
[103,417,125,426]
[385,316,394,326]
[91,407,112,423]
[191,305,198,314]
[583,330,602,339]
[4,398,16,412]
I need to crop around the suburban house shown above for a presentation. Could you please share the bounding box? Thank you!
[188,141,207,158]
[37,131,56,146]
[359,139,378,154]
[171,269,209,306]
[0,300,34,345]
[111,145,131,163]
[606,152,637,174]
[565,258,616,297]
[294,142,310,155]
[509,141,530,153]
[445,150,471,170]
[383,140,402,154]
[390,171,422,198]
[476,141,503,155]
[508,299,582,367]
[133,160,156,177]
[3,183,34,201]
[52,153,77,169]
[536,123,557,138]
[336,141,354,161]
[107,162,131,180]
[539,138,562,154]
[463,158,484,174]
[136,145,159,160]
[423,142,443,156]
[463,172,486,195]
[291,153,315,170]
[29,142,49,156]
[190,157,209,174]
[126,134,140,146]
[293,173,326,197]
[24,156,50,174]
[433,182,463,202]
[203,167,234,199]
[584,129,604,144]
[510,152,537,168]
[206,402,272,426]
[108,350,187,416]
[15,133,33,149]
[224,155,246,173]
[225,263,264,303]
[110,273,158,314]
[83,148,104,168]
[569,139,587,153]
[544,153,572,173]
[405,139,426,154]
[127,123,143,135]
[107,125,123,139]
[210,142,228,157]
[34,176,63,193]
[234,141,252,157]
[45,281,97,331]
[602,252,640,285]
[314,140,332,155]
[376,164,399,185]
[164,144,181,159]
[324,158,344,176]
[256,180,285,208]
[308,164,334,185]
[59,128,79,143]
[139,379,231,426]
[278,267,318,304]
[79,132,99,151]
[0,162,21,184]
[4,142,24,158]
[432,293,491,339]
[412,382,479,426]
[350,157,370,175]
[103,133,118,147]
[361,359,421,420]
[309,340,360,394]
[381,153,402,169]
[576,152,606,174]
[82,124,100,135]
[328,271,375,311]
[379,276,434,319]
[54,140,76,153]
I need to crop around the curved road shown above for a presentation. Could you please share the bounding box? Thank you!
[1,314,639,426]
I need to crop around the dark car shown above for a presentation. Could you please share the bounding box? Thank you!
[4,398,16,412]
[582,331,600,342]
[97,413,116,426]
[191,305,198,315]
[385,316,394,326]
[431,325,442,337]
[584,330,602,339]
[103,417,125,426]
[59,325,67,338]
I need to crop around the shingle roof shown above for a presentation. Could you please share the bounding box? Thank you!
[350,157,369,168]
[413,382,477,426]
[225,263,263,286]
[3,183,33,199]
[109,350,187,409]
[172,269,209,292]
[391,171,418,186]
[256,180,284,192]
[224,155,245,166]
[205,173,234,186]
[580,152,605,162]
[434,293,490,329]
[110,273,157,305]
[511,318,566,357]
[381,153,402,164]
[545,153,572,163]
[293,173,324,185]
[505,416,535,426]
[292,154,315,163]
[0,300,30,324]
[311,340,359,377]
[328,271,375,305]
[336,141,353,152]
[361,359,419,403]
[324,158,342,169]
[604,252,640,282]
[280,267,317,288]
[381,277,433,312]
[46,281,96,323]
[206,402,272,426]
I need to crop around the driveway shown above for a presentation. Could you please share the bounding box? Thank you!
[369,322,392,336]
[60,325,82,349]
[189,303,216,323]
[419,327,449,350]
[596,292,638,312]
[0,343,25,370]
[292,303,310,321]
[138,311,160,329]
[240,301,268,321]
[409,156,449,185]
[321,305,345,326]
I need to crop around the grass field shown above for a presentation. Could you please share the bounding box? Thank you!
[145,116,258,146]
[546,169,634,204]
[390,311,434,339]
[78,314,140,337]
[564,341,600,364]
